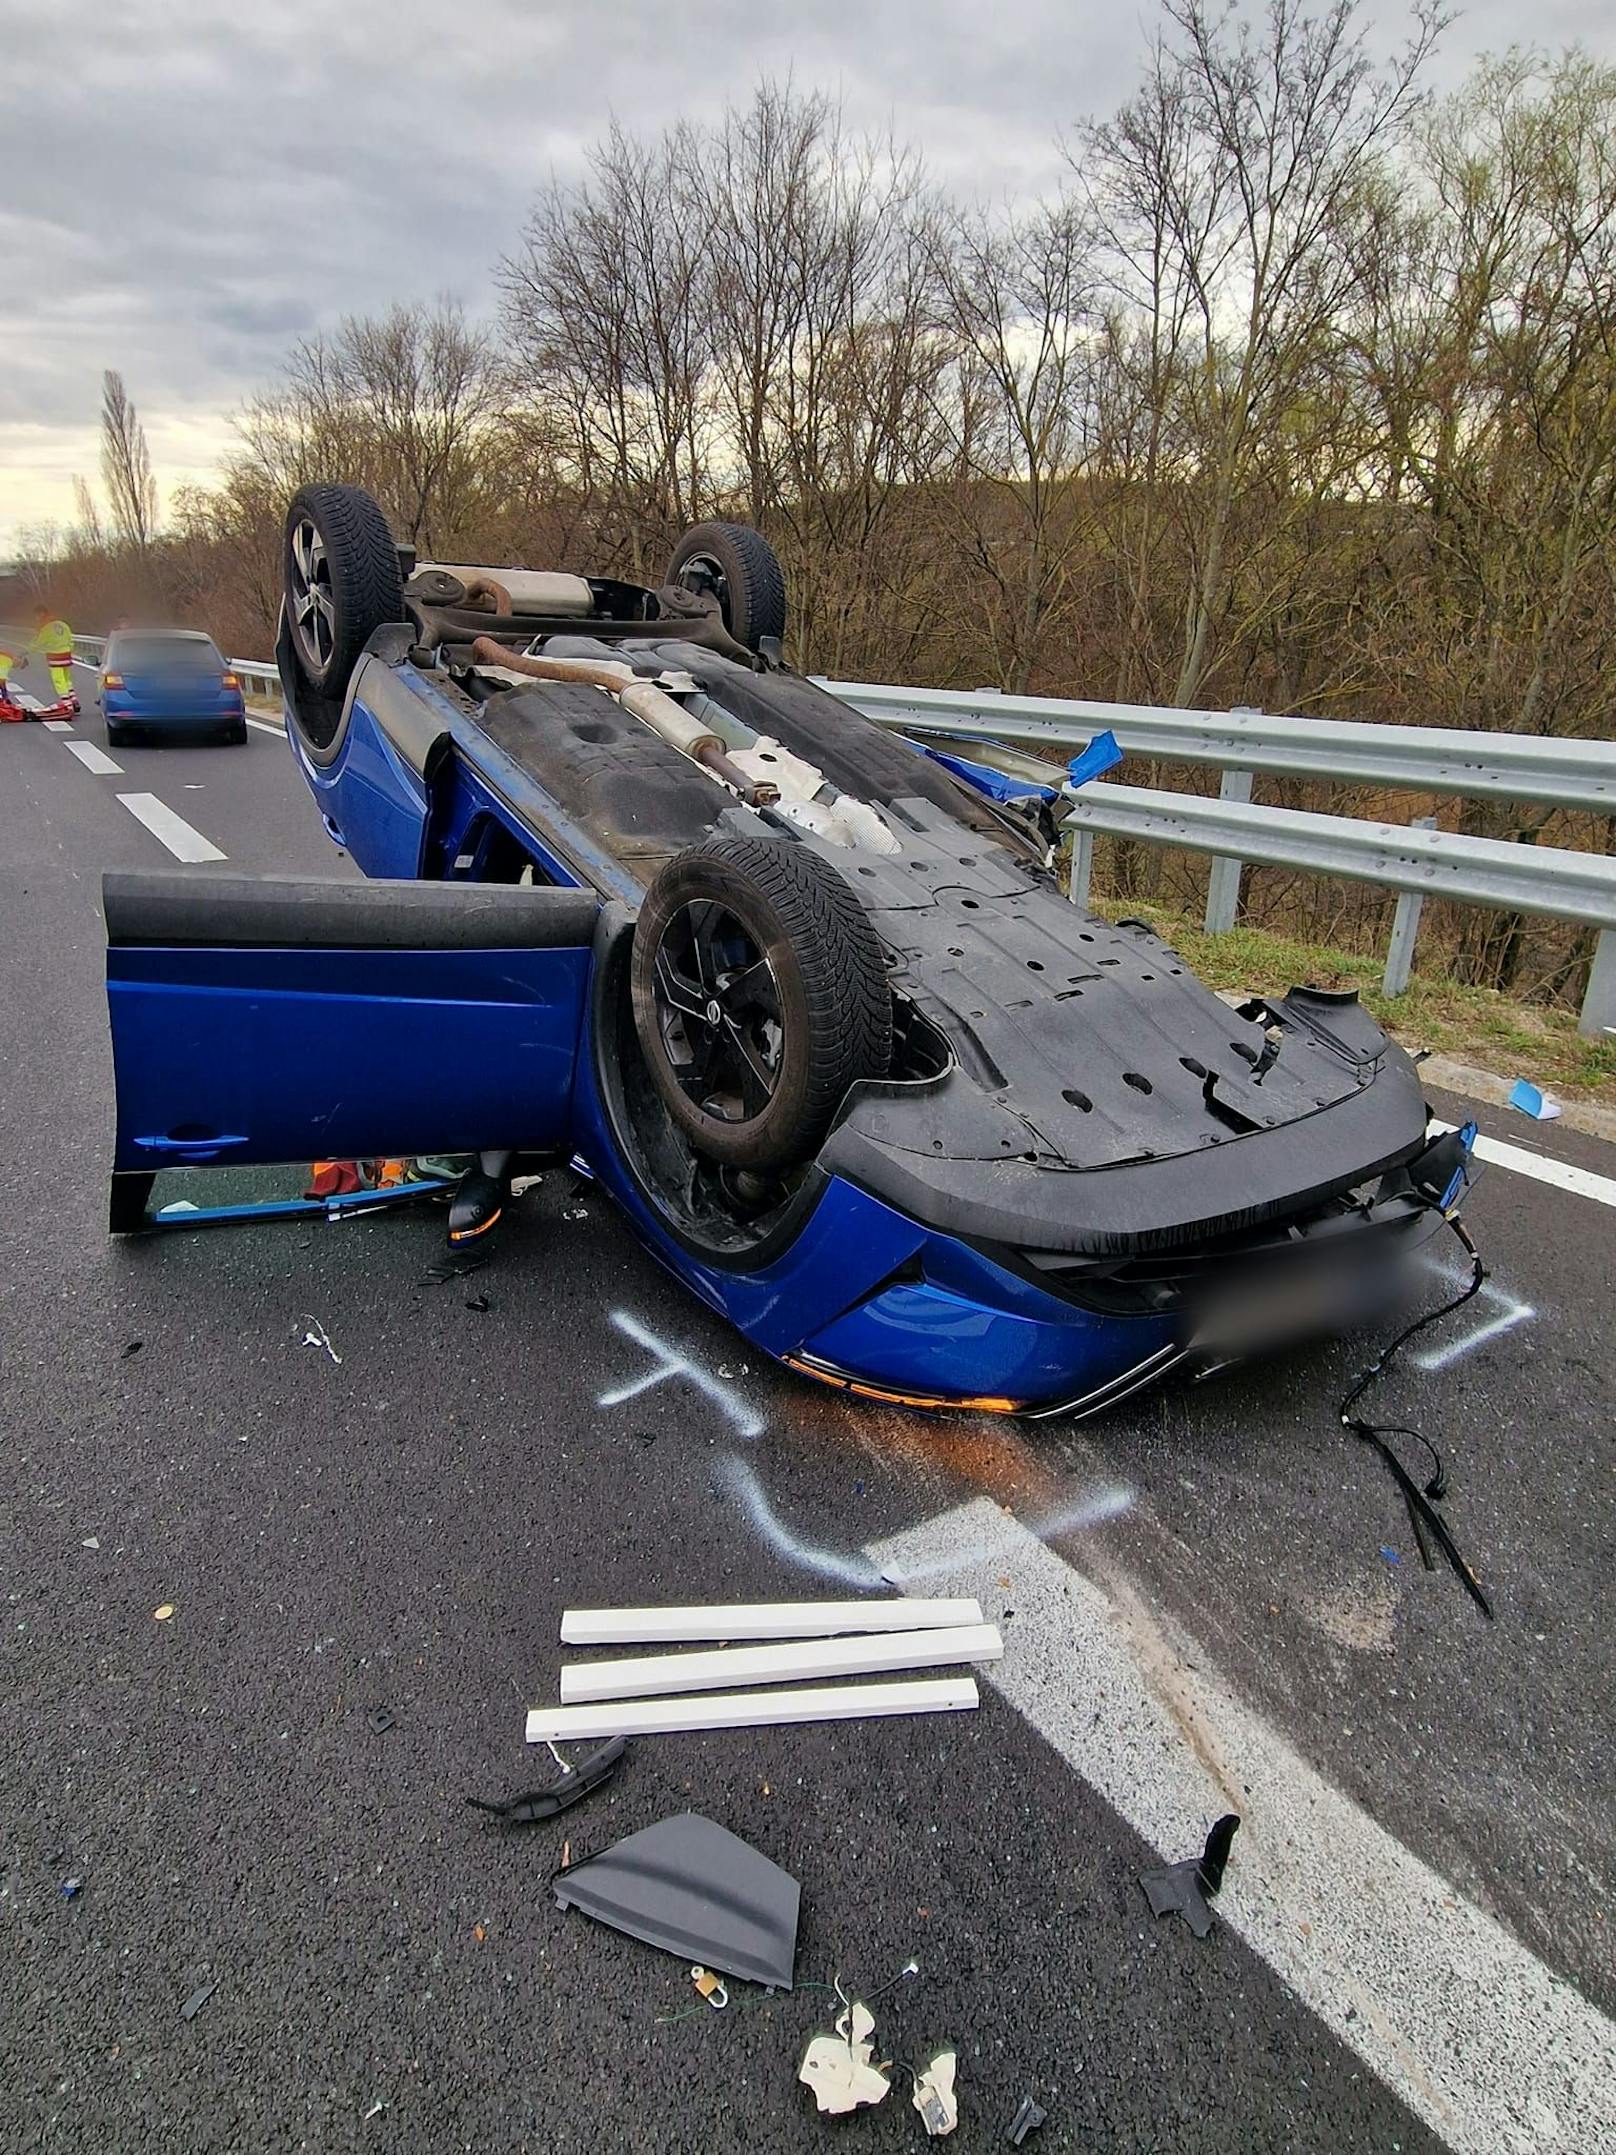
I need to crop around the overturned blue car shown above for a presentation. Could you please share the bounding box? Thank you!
[104,485,1473,1417]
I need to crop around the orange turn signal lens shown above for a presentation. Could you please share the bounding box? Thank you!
[102,671,124,689]
[221,672,240,689]
[782,1354,1021,1415]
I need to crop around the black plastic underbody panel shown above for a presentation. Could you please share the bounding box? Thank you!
[478,677,730,878]
[381,646,1428,1253]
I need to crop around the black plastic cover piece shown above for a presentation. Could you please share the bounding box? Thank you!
[552,1811,800,1989]
[1139,1814,1241,1938]
[1007,2094,1048,2144]
[102,872,600,952]
[468,1737,628,1823]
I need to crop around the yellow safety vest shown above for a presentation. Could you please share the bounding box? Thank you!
[34,619,73,661]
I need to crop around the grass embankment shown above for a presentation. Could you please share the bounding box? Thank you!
[1096,901,1616,1105]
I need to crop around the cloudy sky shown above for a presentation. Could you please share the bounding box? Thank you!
[1,0,1609,552]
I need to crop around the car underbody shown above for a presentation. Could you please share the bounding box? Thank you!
[102,490,1476,1416]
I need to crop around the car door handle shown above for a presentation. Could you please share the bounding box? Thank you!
[131,1133,249,1160]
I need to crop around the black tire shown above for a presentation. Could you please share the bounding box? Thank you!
[223,719,248,745]
[105,720,129,748]
[667,522,786,653]
[631,836,891,1170]
[282,484,405,697]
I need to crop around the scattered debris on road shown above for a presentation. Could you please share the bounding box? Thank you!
[181,1979,219,2021]
[913,2048,959,2135]
[1507,1078,1561,1121]
[121,1340,143,1359]
[560,1597,985,1644]
[1140,1813,1241,1939]
[81,1537,99,1551]
[468,1736,628,1824]
[689,1964,729,2009]
[60,1878,82,1902]
[367,1708,396,1734]
[800,1996,891,2115]
[1005,2094,1047,2144]
[153,1604,175,1622]
[552,1812,799,1991]
[526,1676,979,1744]
[463,1292,491,1312]
[296,1314,342,1365]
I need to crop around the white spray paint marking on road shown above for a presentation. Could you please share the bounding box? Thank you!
[115,793,226,863]
[64,740,123,775]
[1405,1251,1537,1373]
[1434,1119,1616,1211]
[598,1310,766,1437]
[870,1498,1616,2155]
[716,1455,886,1586]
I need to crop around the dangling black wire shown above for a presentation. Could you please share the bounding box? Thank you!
[1337,1212,1494,1620]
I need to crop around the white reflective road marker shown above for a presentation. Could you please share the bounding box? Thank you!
[115,793,226,863]
[65,740,123,775]
[869,1500,1616,2155]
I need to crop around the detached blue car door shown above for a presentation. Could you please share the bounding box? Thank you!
[105,873,599,1227]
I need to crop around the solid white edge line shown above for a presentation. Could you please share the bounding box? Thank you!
[559,1622,1002,1703]
[115,793,227,863]
[869,1501,1616,2155]
[526,1676,980,1742]
[559,1596,984,1645]
[1433,1117,1616,1210]
[245,714,283,735]
[64,739,123,775]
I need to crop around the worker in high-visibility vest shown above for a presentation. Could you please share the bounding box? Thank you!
[31,604,77,706]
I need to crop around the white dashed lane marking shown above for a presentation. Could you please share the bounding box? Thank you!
[115,793,227,863]
[64,740,123,775]
[41,718,75,733]
[870,1500,1616,2155]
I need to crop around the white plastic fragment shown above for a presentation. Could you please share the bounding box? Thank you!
[800,2001,891,2114]
[913,2049,959,2136]
[525,1676,979,1744]
[560,1623,1002,1703]
[560,1597,984,1645]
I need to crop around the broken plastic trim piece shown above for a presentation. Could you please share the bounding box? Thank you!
[467,1735,628,1823]
[1139,1814,1240,1938]
[1006,2094,1047,2144]
[552,1812,799,1990]
[526,1676,980,1744]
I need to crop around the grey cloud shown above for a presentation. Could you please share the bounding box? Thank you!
[0,0,1610,482]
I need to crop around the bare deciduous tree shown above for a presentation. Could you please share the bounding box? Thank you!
[100,370,158,550]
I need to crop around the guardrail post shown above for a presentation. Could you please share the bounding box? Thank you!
[1580,927,1616,1038]
[1382,817,1436,996]
[1203,761,1253,933]
[1066,826,1094,908]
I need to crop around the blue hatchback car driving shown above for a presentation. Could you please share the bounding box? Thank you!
[100,629,247,746]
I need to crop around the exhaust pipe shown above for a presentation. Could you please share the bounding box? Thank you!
[469,639,779,807]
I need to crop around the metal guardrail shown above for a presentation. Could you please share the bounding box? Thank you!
[23,636,1615,1035]
[822,678,1616,1038]
[821,680,1616,816]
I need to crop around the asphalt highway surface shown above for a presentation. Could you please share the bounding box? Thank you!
[2,649,1613,2153]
